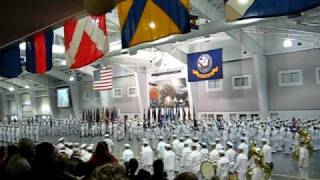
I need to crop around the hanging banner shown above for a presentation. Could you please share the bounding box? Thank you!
[187,48,223,82]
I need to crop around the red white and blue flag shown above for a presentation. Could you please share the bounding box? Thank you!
[64,15,109,69]
[25,31,54,74]
[93,68,112,91]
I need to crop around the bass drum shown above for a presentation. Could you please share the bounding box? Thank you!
[200,161,216,179]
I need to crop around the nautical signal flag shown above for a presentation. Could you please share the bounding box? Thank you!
[64,15,109,69]
[187,49,223,82]
[0,45,22,78]
[117,0,191,48]
[25,30,54,74]
[225,0,320,22]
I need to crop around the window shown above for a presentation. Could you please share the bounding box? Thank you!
[206,79,222,92]
[113,88,122,98]
[128,87,137,97]
[232,75,251,90]
[278,69,303,86]
[316,67,320,84]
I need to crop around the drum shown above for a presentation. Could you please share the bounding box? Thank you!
[200,161,216,179]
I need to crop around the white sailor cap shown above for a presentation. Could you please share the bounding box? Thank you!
[58,138,64,142]
[179,137,185,140]
[210,142,216,146]
[74,142,80,147]
[238,146,244,150]
[240,137,246,140]
[192,137,199,141]
[219,150,225,154]
[165,144,172,148]
[227,142,233,147]
[104,134,110,138]
[87,146,94,151]
[215,138,220,141]
[159,136,164,139]
[142,138,147,142]
[124,144,130,148]
[173,135,177,138]
[261,138,267,142]
[201,142,207,146]
[143,141,149,145]
[80,144,87,149]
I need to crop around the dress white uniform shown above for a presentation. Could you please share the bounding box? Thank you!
[122,149,134,163]
[298,146,309,179]
[164,150,176,180]
[262,144,272,164]
[216,156,229,180]
[252,166,263,180]
[226,148,237,164]
[181,146,192,172]
[209,148,220,161]
[233,152,248,180]
[157,141,166,159]
[188,150,202,176]
[141,145,154,174]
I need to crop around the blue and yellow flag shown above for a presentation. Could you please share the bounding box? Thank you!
[225,0,320,22]
[187,49,223,82]
[117,0,191,48]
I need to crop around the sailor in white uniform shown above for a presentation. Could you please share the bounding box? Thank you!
[122,144,134,163]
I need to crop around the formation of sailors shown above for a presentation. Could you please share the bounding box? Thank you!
[54,116,319,180]
[0,119,81,143]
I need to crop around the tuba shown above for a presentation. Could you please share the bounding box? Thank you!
[292,128,314,161]
[246,147,272,180]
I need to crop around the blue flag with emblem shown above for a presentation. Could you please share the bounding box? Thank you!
[224,0,320,22]
[117,0,191,48]
[0,45,22,78]
[187,48,223,82]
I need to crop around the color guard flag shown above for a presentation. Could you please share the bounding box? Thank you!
[117,0,191,48]
[64,15,109,69]
[0,45,22,78]
[187,48,223,82]
[225,0,320,22]
[26,31,54,74]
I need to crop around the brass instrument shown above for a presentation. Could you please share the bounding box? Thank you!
[246,147,272,180]
[292,128,314,161]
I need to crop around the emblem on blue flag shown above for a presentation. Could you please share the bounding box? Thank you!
[187,49,223,82]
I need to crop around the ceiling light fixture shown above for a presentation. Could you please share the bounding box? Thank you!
[8,87,15,92]
[69,76,75,82]
[149,22,156,29]
[283,39,293,48]
[25,85,30,89]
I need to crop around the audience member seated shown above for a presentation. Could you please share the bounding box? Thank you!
[5,138,34,180]
[126,158,139,180]
[151,159,167,180]
[174,172,198,180]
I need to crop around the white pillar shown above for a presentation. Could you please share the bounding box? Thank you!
[252,54,269,120]
[0,94,9,120]
[30,91,38,117]
[69,84,81,119]
[14,93,23,120]
[100,91,110,108]
[48,88,57,118]
[135,70,148,119]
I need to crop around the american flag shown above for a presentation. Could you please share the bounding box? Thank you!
[93,68,112,91]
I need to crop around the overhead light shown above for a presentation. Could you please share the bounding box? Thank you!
[8,87,15,92]
[149,22,156,29]
[69,76,75,82]
[238,0,248,5]
[283,39,293,48]
[24,85,30,89]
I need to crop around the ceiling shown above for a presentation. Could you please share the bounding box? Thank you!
[1,0,320,94]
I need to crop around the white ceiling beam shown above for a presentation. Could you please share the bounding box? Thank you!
[46,69,71,82]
